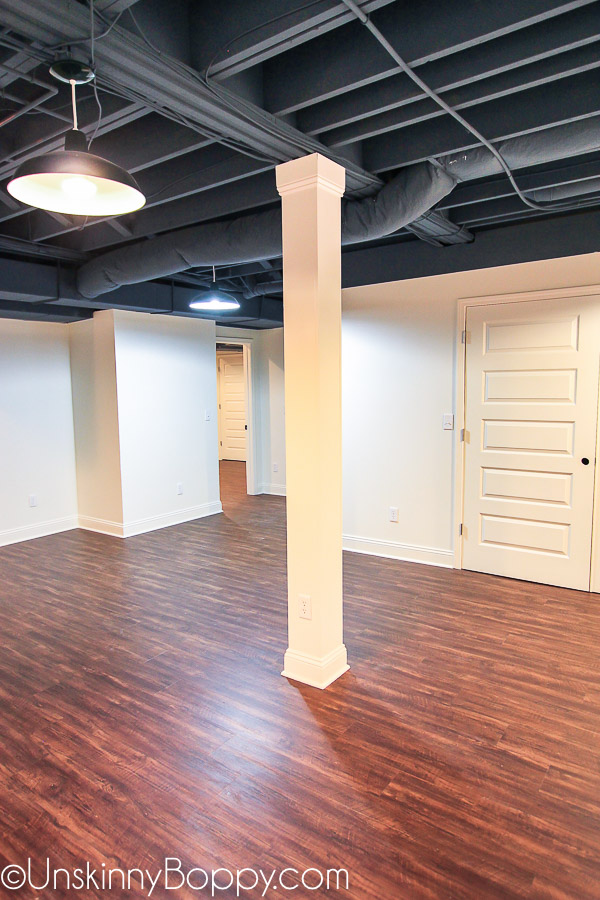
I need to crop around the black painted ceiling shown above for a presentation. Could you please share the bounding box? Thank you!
[0,0,599,326]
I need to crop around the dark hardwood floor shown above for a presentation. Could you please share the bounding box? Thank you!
[0,459,599,898]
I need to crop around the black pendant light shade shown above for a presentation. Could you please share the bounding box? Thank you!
[7,142,145,217]
[189,287,241,311]
[189,268,241,311]
[6,62,146,217]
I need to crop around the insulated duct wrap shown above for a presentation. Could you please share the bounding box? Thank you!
[441,119,600,182]
[76,162,456,298]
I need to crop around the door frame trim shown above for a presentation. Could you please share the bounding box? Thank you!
[453,283,600,573]
[215,337,259,495]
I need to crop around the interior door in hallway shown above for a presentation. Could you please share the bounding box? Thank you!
[217,351,247,461]
[462,296,600,591]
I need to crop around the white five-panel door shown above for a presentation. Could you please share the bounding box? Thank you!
[462,297,600,591]
[217,353,247,461]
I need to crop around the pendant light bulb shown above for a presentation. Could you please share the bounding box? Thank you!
[62,175,98,200]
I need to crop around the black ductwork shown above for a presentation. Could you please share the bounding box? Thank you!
[77,161,456,298]
[76,118,600,300]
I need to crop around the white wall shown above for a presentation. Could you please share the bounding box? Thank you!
[70,311,124,531]
[238,252,600,567]
[113,310,221,534]
[342,281,456,565]
[255,328,286,494]
[0,319,78,545]
[71,310,221,537]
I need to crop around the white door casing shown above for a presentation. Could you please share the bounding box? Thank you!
[462,296,600,591]
[217,352,247,461]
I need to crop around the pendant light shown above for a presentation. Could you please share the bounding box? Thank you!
[189,267,241,311]
[7,60,145,217]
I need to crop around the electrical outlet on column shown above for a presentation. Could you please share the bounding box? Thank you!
[299,594,312,620]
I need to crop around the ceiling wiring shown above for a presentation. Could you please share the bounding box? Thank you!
[203,0,328,80]
[340,0,599,214]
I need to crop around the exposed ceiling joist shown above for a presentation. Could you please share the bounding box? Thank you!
[363,69,600,171]
[263,0,596,113]
[297,4,600,135]
[96,0,143,12]
[193,0,396,80]
[323,44,600,147]
[0,0,381,195]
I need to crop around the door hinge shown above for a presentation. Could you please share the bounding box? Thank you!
[461,330,470,344]
[460,428,465,442]
[459,523,464,536]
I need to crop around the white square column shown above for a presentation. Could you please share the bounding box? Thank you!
[276,153,349,690]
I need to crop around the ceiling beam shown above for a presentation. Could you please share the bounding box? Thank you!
[363,70,600,171]
[0,234,87,261]
[0,254,284,325]
[341,207,600,288]
[297,4,600,135]
[263,0,596,113]
[0,299,93,321]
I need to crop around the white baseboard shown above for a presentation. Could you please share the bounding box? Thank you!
[343,533,454,568]
[79,501,223,539]
[122,501,223,537]
[0,515,78,547]
[78,515,126,537]
[259,482,287,496]
[282,644,349,690]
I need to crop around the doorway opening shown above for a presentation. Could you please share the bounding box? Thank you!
[216,340,257,502]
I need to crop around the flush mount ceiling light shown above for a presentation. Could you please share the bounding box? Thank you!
[7,60,145,217]
[189,267,241,311]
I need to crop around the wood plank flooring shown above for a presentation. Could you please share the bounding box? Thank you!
[0,459,599,898]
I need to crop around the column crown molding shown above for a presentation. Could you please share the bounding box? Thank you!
[276,153,346,197]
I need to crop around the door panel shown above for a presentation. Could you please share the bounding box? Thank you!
[218,353,247,461]
[462,297,600,590]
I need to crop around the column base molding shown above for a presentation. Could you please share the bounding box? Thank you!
[282,644,349,690]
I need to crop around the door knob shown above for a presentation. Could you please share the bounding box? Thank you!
[582,457,590,465]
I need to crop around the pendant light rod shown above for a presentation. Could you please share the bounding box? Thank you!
[70,79,78,131]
